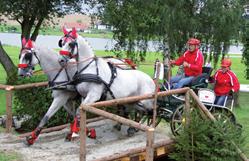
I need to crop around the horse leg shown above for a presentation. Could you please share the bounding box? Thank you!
[63,100,76,118]
[25,95,69,145]
[113,105,129,131]
[126,101,152,137]
[70,91,102,139]
[63,100,79,141]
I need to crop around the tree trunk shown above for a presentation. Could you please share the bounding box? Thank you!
[163,47,171,83]
[21,16,35,40]
[0,41,17,84]
[31,18,44,41]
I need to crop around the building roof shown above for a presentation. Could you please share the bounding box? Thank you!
[64,22,89,30]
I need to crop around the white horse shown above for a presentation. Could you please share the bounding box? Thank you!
[18,39,78,145]
[59,27,155,135]
[18,39,137,144]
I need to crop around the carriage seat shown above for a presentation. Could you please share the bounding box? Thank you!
[189,67,213,89]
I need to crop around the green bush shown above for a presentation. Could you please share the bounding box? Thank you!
[170,109,245,161]
[13,75,72,132]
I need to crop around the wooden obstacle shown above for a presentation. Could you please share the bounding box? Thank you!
[0,79,248,161]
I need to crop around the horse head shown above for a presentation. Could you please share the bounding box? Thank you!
[18,38,40,77]
[58,27,79,59]
[58,27,94,62]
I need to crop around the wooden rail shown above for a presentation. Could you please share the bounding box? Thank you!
[94,139,175,161]
[0,82,48,133]
[82,88,189,109]
[18,116,104,138]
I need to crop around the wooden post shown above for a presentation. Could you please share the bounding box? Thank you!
[145,128,154,161]
[80,108,87,161]
[153,63,160,128]
[185,90,191,127]
[5,88,13,133]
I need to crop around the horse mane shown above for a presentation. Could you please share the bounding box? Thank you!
[35,45,61,69]
[77,35,95,56]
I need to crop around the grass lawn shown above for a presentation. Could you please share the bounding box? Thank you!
[234,92,249,155]
[0,45,249,156]
[0,150,23,161]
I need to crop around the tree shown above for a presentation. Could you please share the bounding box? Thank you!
[87,0,244,68]
[0,0,83,41]
[170,109,244,161]
[0,0,83,83]
[197,0,244,68]
[242,4,249,79]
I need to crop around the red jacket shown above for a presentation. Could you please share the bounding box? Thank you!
[173,49,203,76]
[214,69,240,96]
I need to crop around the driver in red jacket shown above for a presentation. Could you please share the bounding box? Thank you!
[170,38,204,89]
[213,58,240,106]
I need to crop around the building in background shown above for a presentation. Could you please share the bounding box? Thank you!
[1,14,92,31]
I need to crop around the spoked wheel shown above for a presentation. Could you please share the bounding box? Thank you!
[211,107,236,124]
[170,104,185,136]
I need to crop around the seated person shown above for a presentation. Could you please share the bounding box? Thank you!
[170,38,204,89]
[213,58,240,106]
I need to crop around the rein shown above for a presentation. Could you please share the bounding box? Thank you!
[48,56,95,88]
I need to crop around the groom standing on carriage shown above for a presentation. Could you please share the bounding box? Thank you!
[169,38,204,89]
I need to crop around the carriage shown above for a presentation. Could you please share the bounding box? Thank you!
[140,66,237,136]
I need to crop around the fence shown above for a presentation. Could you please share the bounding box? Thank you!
[0,82,48,133]
[78,88,248,161]
[0,81,248,161]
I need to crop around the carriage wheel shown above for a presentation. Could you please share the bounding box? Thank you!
[211,107,236,124]
[170,104,185,136]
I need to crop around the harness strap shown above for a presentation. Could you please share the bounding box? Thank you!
[106,62,117,89]
[72,73,103,84]
[48,66,73,90]
[72,61,117,100]
[95,57,99,76]
[50,67,64,83]
[77,58,95,74]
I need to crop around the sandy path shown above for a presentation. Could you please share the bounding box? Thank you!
[0,119,172,161]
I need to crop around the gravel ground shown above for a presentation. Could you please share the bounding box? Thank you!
[0,119,172,161]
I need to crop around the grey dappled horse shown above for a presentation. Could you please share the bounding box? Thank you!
[59,27,155,136]
[18,39,79,145]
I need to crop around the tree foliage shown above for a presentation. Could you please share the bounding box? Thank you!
[242,11,249,79]
[0,0,83,41]
[0,0,83,83]
[87,0,244,67]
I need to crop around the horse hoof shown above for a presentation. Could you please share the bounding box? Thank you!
[113,124,121,131]
[24,136,34,146]
[65,133,72,142]
[72,132,79,138]
[127,127,136,137]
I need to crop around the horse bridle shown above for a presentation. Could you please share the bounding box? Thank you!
[18,48,40,69]
[59,32,79,59]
